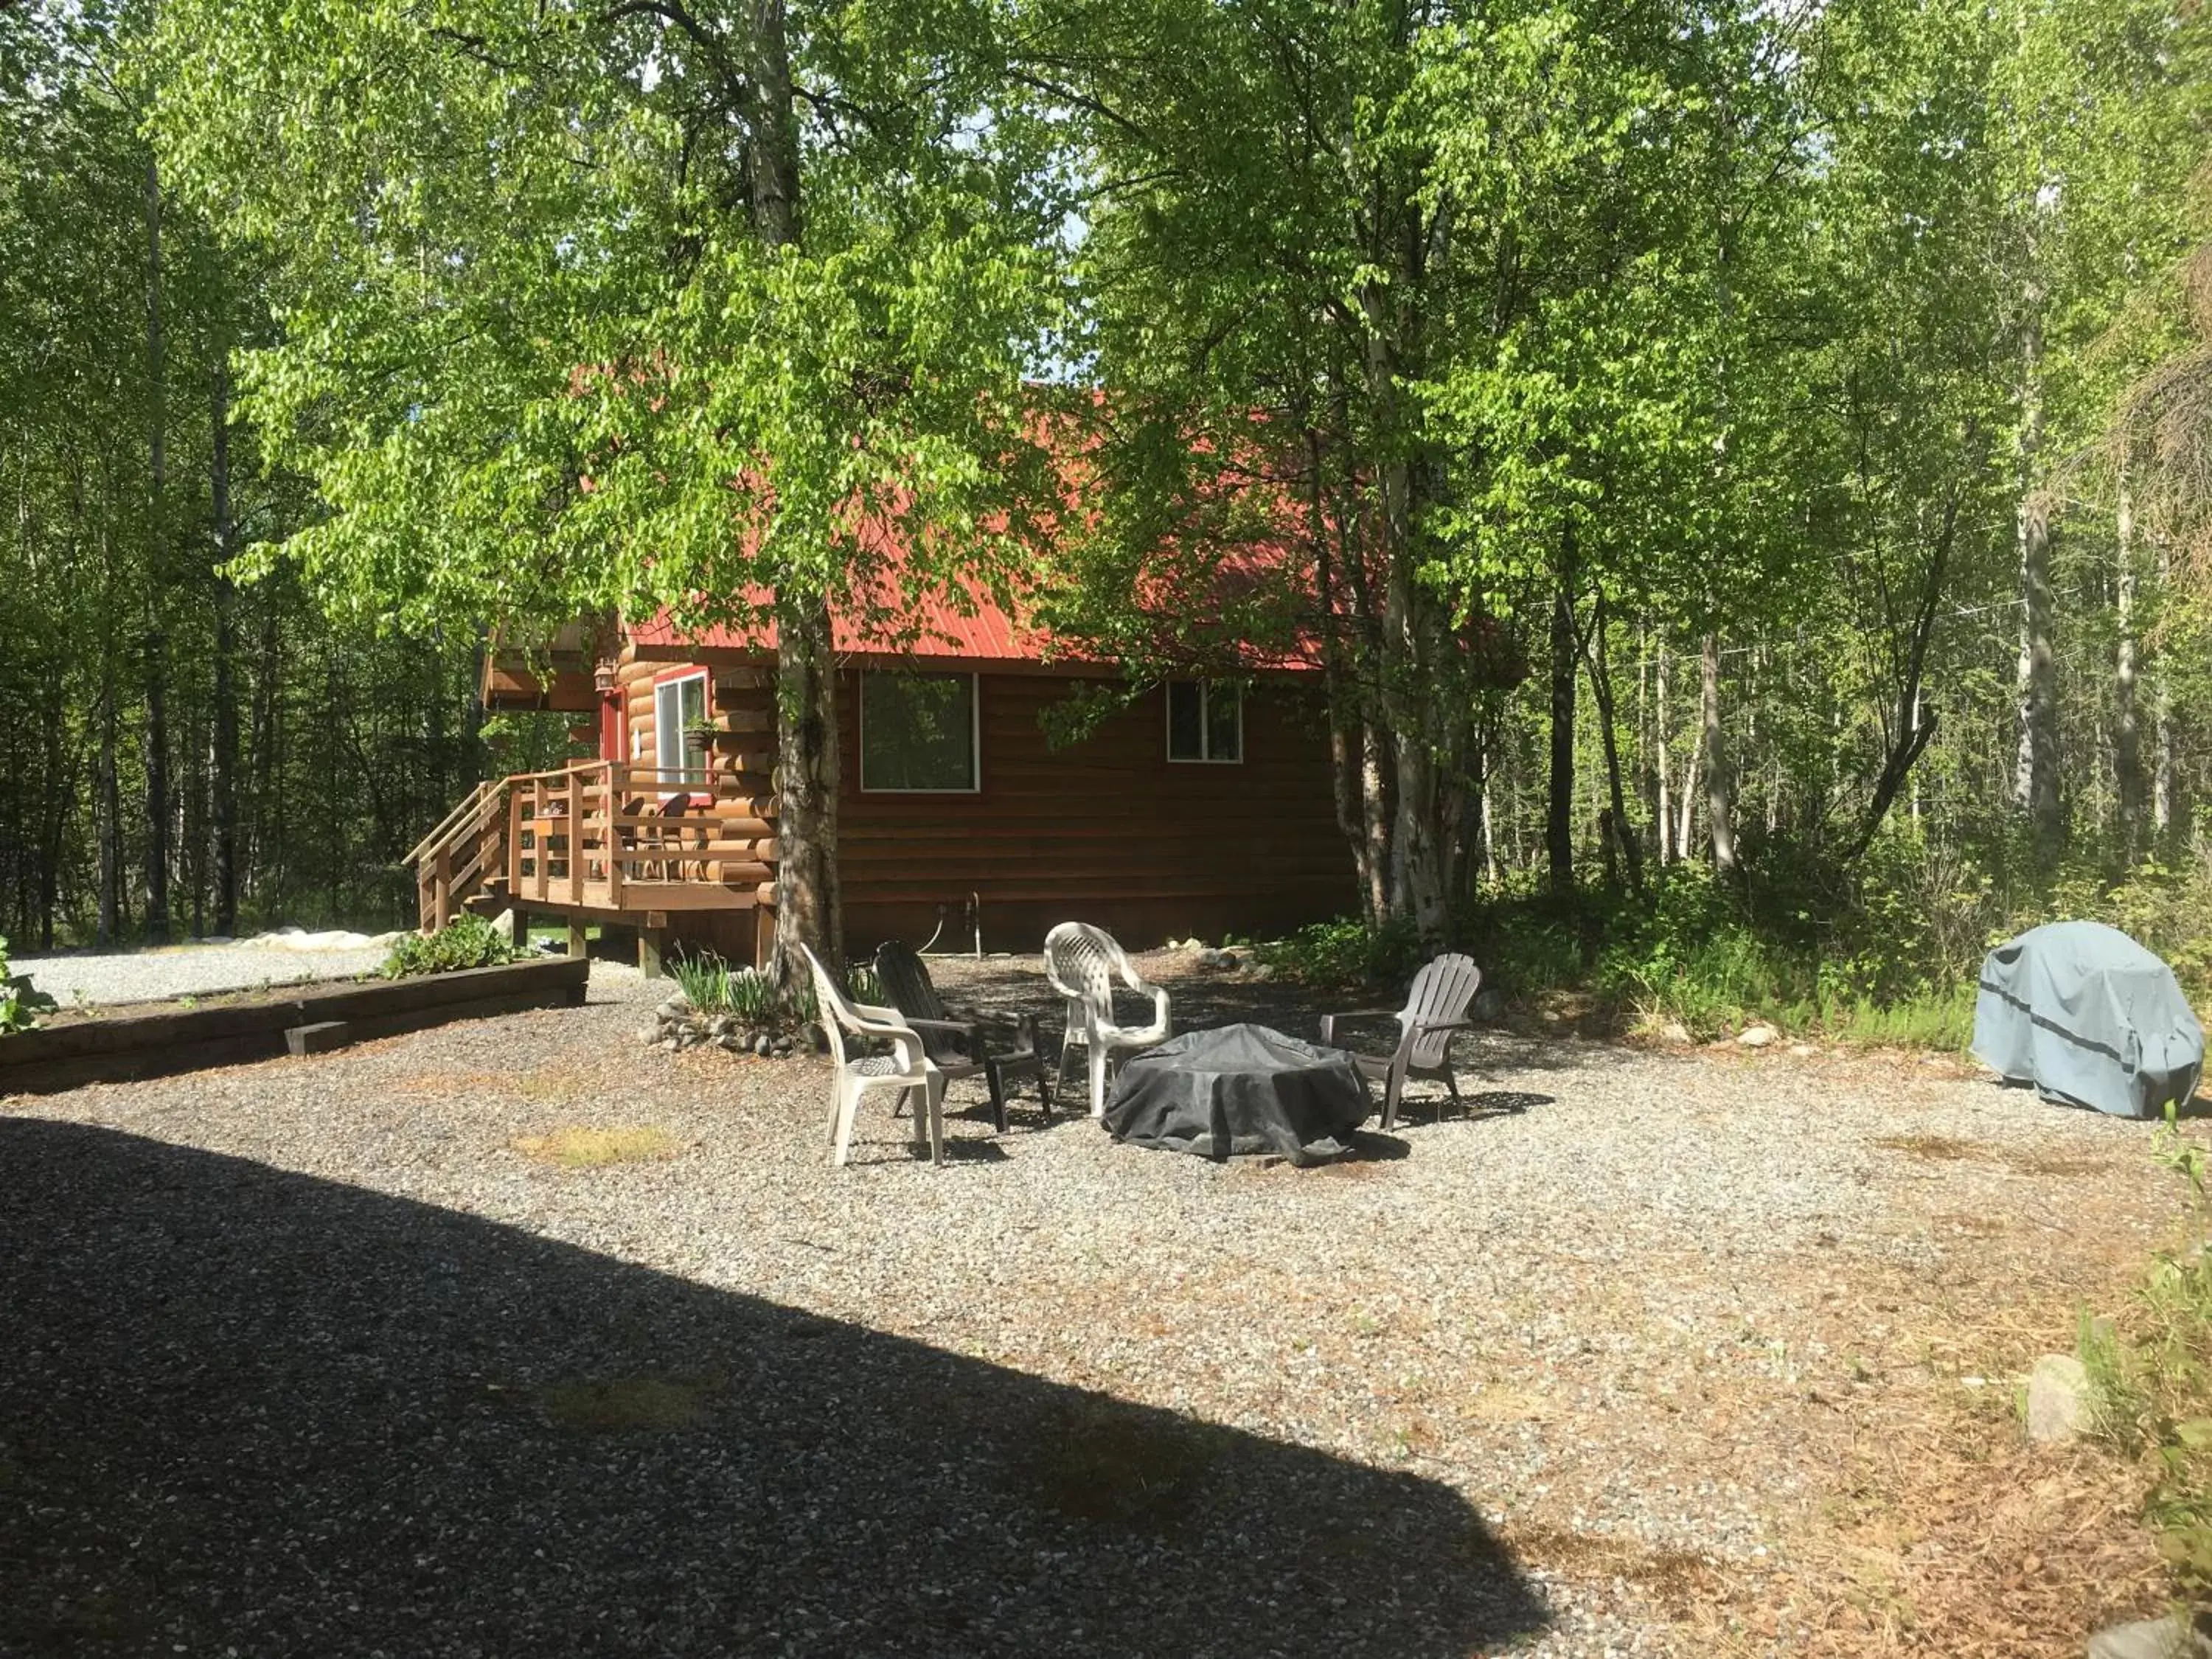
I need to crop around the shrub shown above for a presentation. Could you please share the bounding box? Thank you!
[2079,1110,2212,1603]
[382,914,519,978]
[0,935,56,1034]
[1253,913,1426,989]
[671,951,880,1023]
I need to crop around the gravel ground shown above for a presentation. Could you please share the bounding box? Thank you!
[13,937,399,1006]
[0,951,2191,1657]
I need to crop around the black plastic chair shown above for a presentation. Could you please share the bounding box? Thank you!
[872,941,1053,1133]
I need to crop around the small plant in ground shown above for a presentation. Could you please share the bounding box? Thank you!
[671,951,881,1025]
[382,914,519,978]
[0,936,56,1034]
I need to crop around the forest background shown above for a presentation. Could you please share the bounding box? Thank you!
[4,0,2211,1041]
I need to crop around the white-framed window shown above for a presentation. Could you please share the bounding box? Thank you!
[860,670,980,793]
[654,670,709,785]
[1166,678,1242,763]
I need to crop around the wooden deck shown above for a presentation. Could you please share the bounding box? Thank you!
[410,762,779,950]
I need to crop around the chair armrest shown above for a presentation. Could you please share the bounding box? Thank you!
[840,1005,928,1044]
[953,1006,1042,1051]
[1411,1018,1478,1037]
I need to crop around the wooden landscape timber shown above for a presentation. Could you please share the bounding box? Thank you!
[0,957,589,1094]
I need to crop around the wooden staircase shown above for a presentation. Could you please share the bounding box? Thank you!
[408,763,779,935]
[408,779,511,932]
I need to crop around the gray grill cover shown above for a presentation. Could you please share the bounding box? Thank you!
[1103,1024,1371,1164]
[1972,920,2203,1120]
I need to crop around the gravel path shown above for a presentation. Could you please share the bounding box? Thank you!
[1,952,2189,1656]
[13,936,400,1006]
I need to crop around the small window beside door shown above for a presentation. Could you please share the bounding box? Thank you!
[1166,679,1242,763]
[654,671,709,785]
[860,671,980,792]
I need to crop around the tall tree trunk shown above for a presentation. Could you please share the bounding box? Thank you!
[211,357,240,935]
[1545,516,1577,894]
[1655,639,1674,865]
[98,653,120,945]
[143,154,170,943]
[2114,464,2143,863]
[1701,630,1736,872]
[1580,591,1644,894]
[740,0,842,981]
[773,597,839,981]
[2014,296,2062,847]
[2154,532,2180,846]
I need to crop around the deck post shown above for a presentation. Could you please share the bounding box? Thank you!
[568,768,583,904]
[431,842,453,931]
[566,919,588,960]
[639,928,665,980]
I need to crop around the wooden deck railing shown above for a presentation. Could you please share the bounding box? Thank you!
[414,762,779,931]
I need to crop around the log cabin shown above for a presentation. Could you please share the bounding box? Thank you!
[414,592,1357,969]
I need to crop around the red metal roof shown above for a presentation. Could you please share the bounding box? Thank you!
[626,574,1068,664]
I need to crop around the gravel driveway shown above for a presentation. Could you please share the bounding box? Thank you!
[0,953,2190,1656]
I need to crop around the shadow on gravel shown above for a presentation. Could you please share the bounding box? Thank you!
[0,1119,1548,1658]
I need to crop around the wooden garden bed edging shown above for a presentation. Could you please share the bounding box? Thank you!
[0,957,590,1094]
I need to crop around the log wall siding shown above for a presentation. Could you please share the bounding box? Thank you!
[837,669,1352,952]
[616,650,1354,953]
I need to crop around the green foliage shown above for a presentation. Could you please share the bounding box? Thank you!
[2078,1105,2212,1602]
[671,952,880,1025]
[1253,915,1429,991]
[381,915,519,979]
[0,935,57,1034]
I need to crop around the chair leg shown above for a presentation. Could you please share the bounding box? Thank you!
[1382,1057,1408,1132]
[826,1078,845,1146]
[1089,1047,1110,1120]
[927,1071,947,1166]
[1037,1065,1054,1124]
[1058,1006,1082,1089]
[984,1060,1009,1135]
[831,1081,862,1167]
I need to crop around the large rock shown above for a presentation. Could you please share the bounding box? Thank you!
[2087,1614,2212,1659]
[2025,1353,2096,1444]
[1737,1023,1778,1049]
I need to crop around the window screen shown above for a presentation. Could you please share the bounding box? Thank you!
[1166,680,1242,763]
[860,672,978,791]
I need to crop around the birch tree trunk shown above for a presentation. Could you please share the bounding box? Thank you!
[1655,640,1673,865]
[1701,630,1736,872]
[2154,531,2180,845]
[2115,463,2143,862]
[2014,295,2062,846]
[211,356,240,936]
[144,154,170,943]
[1545,517,1577,894]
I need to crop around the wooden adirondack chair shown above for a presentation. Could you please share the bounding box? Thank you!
[872,940,1051,1133]
[1318,953,1484,1130]
[1043,922,1171,1119]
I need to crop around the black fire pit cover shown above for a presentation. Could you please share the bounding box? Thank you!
[1102,1023,1373,1165]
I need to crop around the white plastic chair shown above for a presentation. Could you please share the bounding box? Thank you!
[1043,922,1172,1119]
[1319,953,1483,1130]
[801,945,945,1166]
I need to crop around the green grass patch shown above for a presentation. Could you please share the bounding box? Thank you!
[511,1125,678,1168]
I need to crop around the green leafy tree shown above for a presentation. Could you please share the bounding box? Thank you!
[143,0,1064,976]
